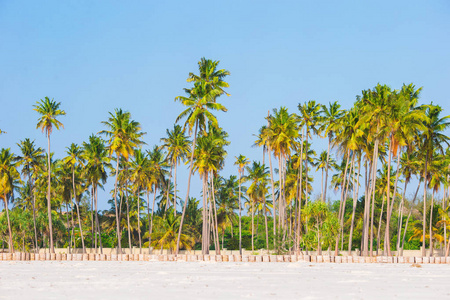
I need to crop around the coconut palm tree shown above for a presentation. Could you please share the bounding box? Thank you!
[267,107,298,233]
[418,103,450,256]
[174,59,229,254]
[100,108,145,253]
[82,135,110,254]
[234,154,249,255]
[0,148,21,252]
[160,125,191,216]
[33,97,65,253]
[320,101,345,202]
[16,138,44,252]
[245,161,270,252]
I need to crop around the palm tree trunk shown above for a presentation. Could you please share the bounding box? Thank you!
[91,185,96,252]
[173,163,178,217]
[322,135,332,202]
[210,172,220,255]
[95,185,103,254]
[125,182,132,254]
[348,154,361,253]
[264,196,269,252]
[376,195,385,255]
[251,198,254,253]
[396,181,409,251]
[46,134,54,253]
[147,191,151,252]
[278,155,283,230]
[201,174,207,255]
[422,152,429,257]
[369,138,380,256]
[164,164,173,212]
[112,155,122,254]
[31,177,39,253]
[75,198,85,253]
[137,188,142,254]
[3,197,13,253]
[238,170,243,255]
[384,139,393,256]
[296,128,305,253]
[268,148,276,248]
[176,121,198,255]
[149,188,157,254]
[429,190,435,257]
[65,202,71,254]
[335,149,350,256]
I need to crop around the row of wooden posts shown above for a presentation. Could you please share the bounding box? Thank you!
[1,253,450,264]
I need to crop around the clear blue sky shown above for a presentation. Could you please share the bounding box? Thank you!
[1,0,449,210]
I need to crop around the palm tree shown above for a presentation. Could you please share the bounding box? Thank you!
[298,101,321,207]
[82,136,110,254]
[174,58,229,254]
[267,107,298,234]
[0,148,21,253]
[245,161,270,252]
[33,97,65,253]
[16,138,44,253]
[320,101,344,202]
[100,108,145,253]
[160,125,191,216]
[418,104,450,256]
[62,143,86,253]
[234,154,249,255]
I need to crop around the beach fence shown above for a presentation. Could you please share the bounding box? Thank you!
[1,250,450,264]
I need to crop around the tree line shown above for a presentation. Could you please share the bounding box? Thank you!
[1,58,449,258]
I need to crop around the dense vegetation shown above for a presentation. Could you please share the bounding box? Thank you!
[1,58,449,258]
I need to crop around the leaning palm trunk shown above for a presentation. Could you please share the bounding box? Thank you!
[164,164,173,212]
[334,149,351,256]
[376,195,385,255]
[46,134,55,253]
[75,198,85,253]
[125,183,132,254]
[176,122,198,255]
[32,178,39,253]
[65,203,71,254]
[268,146,276,248]
[210,172,220,254]
[112,155,122,254]
[396,180,409,251]
[369,139,380,256]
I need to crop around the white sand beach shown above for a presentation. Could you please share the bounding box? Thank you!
[0,261,449,299]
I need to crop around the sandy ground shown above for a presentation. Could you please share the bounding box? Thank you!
[0,261,449,299]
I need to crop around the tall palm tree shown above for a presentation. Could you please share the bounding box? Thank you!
[0,148,21,253]
[267,107,298,233]
[320,101,344,202]
[174,58,229,254]
[245,161,270,252]
[234,154,249,255]
[100,109,145,253]
[418,104,450,256]
[82,136,110,254]
[33,97,65,253]
[298,101,321,207]
[160,125,191,216]
[16,138,44,253]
